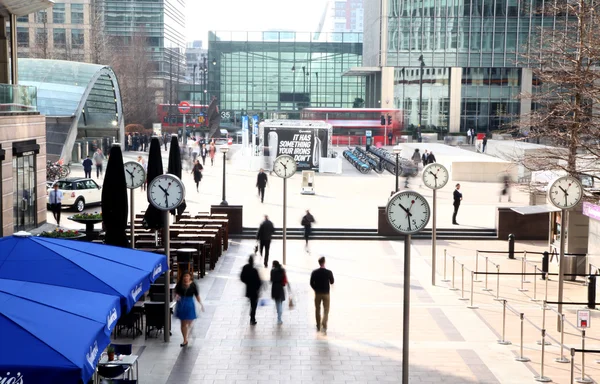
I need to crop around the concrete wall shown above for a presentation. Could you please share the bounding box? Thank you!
[0,114,47,236]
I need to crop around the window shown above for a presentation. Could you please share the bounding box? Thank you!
[13,152,37,231]
[71,4,84,24]
[85,180,97,189]
[35,28,47,45]
[35,11,47,23]
[53,28,66,48]
[17,27,29,48]
[53,3,65,24]
[17,15,28,23]
[71,29,84,48]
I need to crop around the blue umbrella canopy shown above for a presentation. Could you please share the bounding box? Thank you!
[0,234,168,311]
[0,278,121,384]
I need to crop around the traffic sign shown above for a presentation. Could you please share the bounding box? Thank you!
[178,101,191,114]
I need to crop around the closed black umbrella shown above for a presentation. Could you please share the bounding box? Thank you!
[142,137,165,229]
[168,134,186,218]
[101,143,129,247]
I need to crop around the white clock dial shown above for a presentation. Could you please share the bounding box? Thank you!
[386,191,431,234]
[273,155,297,179]
[548,176,583,209]
[422,163,449,190]
[148,174,186,211]
[124,161,146,189]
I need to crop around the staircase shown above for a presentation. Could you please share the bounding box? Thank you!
[235,227,497,241]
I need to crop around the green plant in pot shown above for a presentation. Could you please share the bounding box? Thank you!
[106,345,115,361]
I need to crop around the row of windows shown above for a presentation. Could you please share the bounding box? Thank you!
[22,5,85,25]
[17,28,85,49]
[390,0,563,18]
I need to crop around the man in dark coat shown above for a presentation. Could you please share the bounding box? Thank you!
[421,150,429,167]
[427,151,436,164]
[301,210,316,253]
[256,168,268,203]
[240,255,262,325]
[453,183,462,225]
[257,215,275,267]
[82,155,93,179]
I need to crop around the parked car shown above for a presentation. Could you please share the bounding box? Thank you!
[46,177,102,212]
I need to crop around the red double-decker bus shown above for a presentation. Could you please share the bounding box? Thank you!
[300,108,403,146]
[157,103,208,133]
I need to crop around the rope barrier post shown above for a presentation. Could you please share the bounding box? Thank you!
[555,314,569,363]
[571,348,576,384]
[468,271,478,309]
[482,257,492,291]
[531,266,539,301]
[534,329,552,382]
[442,249,450,282]
[497,300,511,345]
[518,256,528,292]
[523,250,531,283]
[474,250,481,282]
[515,313,530,362]
[450,256,459,291]
[538,301,551,346]
[459,264,468,301]
[493,265,502,301]
[544,272,549,307]
[576,330,593,383]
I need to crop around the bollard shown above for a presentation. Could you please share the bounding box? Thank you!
[508,233,515,259]
[482,257,492,291]
[498,300,511,345]
[523,250,531,283]
[459,265,468,300]
[588,275,596,310]
[442,249,450,282]
[534,329,552,382]
[474,251,481,282]
[515,313,531,362]
[555,314,569,363]
[542,251,549,279]
[468,271,478,309]
[450,256,459,291]
[493,265,502,301]
[518,257,528,292]
[575,330,593,383]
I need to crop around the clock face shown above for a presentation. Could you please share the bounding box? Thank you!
[148,174,186,211]
[124,161,146,189]
[386,191,431,234]
[422,163,449,190]
[548,176,583,209]
[273,155,297,178]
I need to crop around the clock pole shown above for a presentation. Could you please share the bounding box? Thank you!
[130,188,135,249]
[557,208,567,330]
[163,210,171,342]
[402,234,411,384]
[432,189,437,285]
[283,177,287,265]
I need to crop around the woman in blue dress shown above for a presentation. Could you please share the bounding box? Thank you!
[175,272,204,347]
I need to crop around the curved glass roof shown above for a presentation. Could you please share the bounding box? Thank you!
[18,59,116,117]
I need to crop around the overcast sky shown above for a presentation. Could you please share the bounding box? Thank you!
[186,0,329,44]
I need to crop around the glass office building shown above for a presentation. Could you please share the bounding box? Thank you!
[207,31,364,118]
[356,0,565,133]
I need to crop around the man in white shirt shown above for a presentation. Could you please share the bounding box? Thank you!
[48,183,64,226]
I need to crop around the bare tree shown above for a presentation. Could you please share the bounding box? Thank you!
[89,0,111,65]
[29,10,50,59]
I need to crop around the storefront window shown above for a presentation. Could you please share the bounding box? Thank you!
[13,152,36,231]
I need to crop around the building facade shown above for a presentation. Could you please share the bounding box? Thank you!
[316,0,363,41]
[207,31,364,122]
[355,0,558,134]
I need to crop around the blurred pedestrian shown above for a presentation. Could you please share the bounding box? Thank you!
[301,210,316,253]
[137,156,148,191]
[240,255,262,325]
[270,260,286,325]
[411,148,421,169]
[257,215,275,268]
[92,148,104,179]
[192,139,200,162]
[256,168,268,203]
[191,159,203,192]
[421,150,429,167]
[500,175,512,202]
[200,143,208,165]
[310,256,334,334]
[209,141,216,166]
[467,129,472,145]
[174,272,204,347]
[82,155,93,179]
[427,151,436,164]
[453,183,462,225]
[48,183,63,226]
[482,136,488,153]
[164,134,168,151]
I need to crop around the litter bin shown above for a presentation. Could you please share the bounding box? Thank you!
[563,255,586,282]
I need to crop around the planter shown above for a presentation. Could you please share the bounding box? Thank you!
[38,230,86,240]
[68,217,103,241]
[107,352,115,362]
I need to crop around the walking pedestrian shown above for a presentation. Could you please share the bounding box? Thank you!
[240,255,262,325]
[421,150,429,167]
[452,183,462,225]
[499,175,512,202]
[209,141,216,166]
[200,143,208,165]
[427,151,436,164]
[467,129,472,145]
[301,210,315,253]
[82,155,93,179]
[92,148,104,179]
[270,260,286,325]
[191,160,203,192]
[174,272,204,347]
[48,183,63,227]
[257,215,275,268]
[482,135,488,153]
[192,139,200,163]
[137,156,148,191]
[310,256,334,334]
[411,148,421,169]
[164,134,168,151]
[256,168,268,203]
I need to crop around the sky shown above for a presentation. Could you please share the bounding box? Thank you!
[186,0,329,44]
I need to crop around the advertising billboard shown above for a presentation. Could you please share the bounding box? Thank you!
[262,125,329,171]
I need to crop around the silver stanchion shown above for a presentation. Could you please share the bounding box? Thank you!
[474,250,481,282]
[556,314,569,363]
[531,266,540,301]
[468,271,478,309]
[538,301,551,346]
[482,257,492,291]
[576,330,593,383]
[493,265,503,301]
[544,273,550,307]
[498,300,511,345]
[535,329,552,382]
[518,256,528,292]
[442,249,450,282]
[459,264,468,301]
[450,256,459,291]
[571,348,576,384]
[515,313,531,362]
[523,250,531,283]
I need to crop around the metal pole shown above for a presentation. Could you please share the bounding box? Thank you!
[468,271,478,309]
[576,330,593,383]
[523,250,531,283]
[402,234,412,384]
[432,189,437,286]
[494,265,502,300]
[498,300,511,345]
[535,329,552,382]
[518,257,528,292]
[418,59,423,143]
[474,251,481,282]
[163,210,170,342]
[532,266,538,301]
[395,153,399,192]
[558,209,567,331]
[220,150,227,205]
[556,314,569,363]
[483,257,492,291]
[571,348,576,384]
[545,272,549,304]
[442,249,450,282]
[459,264,468,300]
[130,188,135,249]
[516,313,531,362]
[283,177,287,265]
[450,256,458,290]
[538,301,551,346]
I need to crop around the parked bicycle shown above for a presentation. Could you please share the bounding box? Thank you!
[46,160,70,181]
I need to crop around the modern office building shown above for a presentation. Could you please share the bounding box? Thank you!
[351,0,544,134]
[207,31,364,121]
[185,40,207,83]
[316,0,364,41]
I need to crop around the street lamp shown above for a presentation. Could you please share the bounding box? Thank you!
[220,146,229,205]
[212,58,216,66]
[192,64,197,108]
[291,65,296,109]
[418,55,425,143]
[393,147,401,192]
[315,72,319,107]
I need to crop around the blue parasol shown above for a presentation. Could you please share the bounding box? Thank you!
[0,278,121,384]
[0,234,168,311]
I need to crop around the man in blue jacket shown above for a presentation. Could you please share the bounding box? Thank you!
[82,156,93,179]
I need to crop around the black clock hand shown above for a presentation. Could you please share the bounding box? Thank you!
[428,171,438,179]
[559,186,567,194]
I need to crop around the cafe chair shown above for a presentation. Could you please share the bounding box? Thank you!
[115,310,142,339]
[101,380,137,384]
[111,344,132,355]
[97,365,127,381]
[145,302,170,339]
